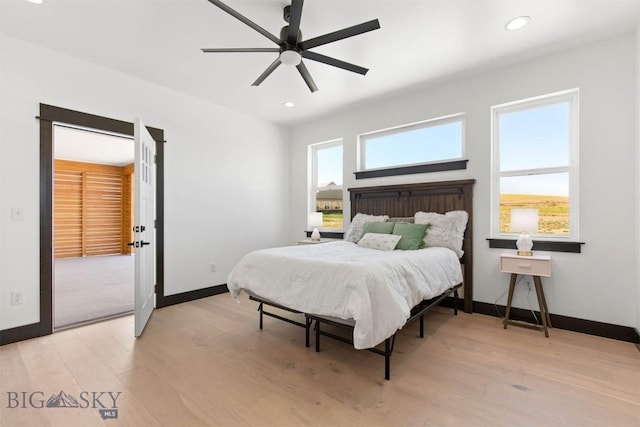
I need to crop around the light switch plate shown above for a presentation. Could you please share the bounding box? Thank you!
[11,207,24,221]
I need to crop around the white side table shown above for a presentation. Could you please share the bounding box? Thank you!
[500,253,552,337]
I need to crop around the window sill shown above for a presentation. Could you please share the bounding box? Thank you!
[487,238,584,253]
[354,160,468,180]
[305,230,344,239]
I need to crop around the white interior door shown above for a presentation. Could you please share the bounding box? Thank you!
[133,118,156,337]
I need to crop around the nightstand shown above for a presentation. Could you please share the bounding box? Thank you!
[500,253,552,337]
[297,238,340,245]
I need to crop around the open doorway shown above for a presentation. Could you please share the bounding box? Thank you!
[53,124,135,329]
[36,103,165,341]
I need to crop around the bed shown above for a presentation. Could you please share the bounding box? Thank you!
[227,179,475,379]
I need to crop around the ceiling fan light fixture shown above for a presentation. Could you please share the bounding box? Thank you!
[202,0,380,91]
[280,50,302,66]
[505,16,531,31]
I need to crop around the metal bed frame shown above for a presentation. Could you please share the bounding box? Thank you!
[306,283,461,380]
[249,283,461,380]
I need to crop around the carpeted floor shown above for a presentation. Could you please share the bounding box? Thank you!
[54,254,134,329]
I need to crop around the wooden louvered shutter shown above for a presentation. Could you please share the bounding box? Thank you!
[84,171,123,256]
[54,168,83,258]
[54,160,131,258]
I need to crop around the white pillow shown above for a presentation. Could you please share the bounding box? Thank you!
[414,210,468,257]
[344,213,389,243]
[357,233,401,251]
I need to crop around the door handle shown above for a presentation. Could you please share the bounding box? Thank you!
[127,241,150,247]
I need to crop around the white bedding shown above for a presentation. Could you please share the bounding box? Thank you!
[227,241,463,349]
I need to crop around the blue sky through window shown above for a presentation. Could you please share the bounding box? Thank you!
[317,144,342,186]
[501,173,568,197]
[364,121,462,169]
[500,102,570,196]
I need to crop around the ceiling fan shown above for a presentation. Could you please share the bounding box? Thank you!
[201,0,381,92]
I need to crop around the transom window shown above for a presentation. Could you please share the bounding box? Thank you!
[491,89,579,240]
[309,140,343,230]
[358,113,464,171]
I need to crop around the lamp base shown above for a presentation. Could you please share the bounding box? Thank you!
[515,234,533,257]
[310,228,321,241]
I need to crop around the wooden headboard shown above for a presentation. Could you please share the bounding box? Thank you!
[348,179,475,313]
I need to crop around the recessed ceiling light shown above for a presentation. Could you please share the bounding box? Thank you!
[283,101,295,108]
[505,16,531,31]
[27,0,44,4]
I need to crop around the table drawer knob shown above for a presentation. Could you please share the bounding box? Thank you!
[518,263,532,269]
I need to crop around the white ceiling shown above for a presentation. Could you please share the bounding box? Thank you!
[2,0,640,127]
[54,125,134,166]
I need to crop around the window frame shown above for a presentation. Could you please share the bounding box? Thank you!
[357,113,466,173]
[490,89,580,242]
[309,138,344,231]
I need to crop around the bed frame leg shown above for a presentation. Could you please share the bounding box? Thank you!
[258,303,264,329]
[305,316,311,348]
[384,338,391,380]
[419,315,424,338]
[315,320,320,352]
[453,289,459,316]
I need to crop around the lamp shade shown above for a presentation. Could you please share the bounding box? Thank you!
[510,209,538,234]
[309,212,323,228]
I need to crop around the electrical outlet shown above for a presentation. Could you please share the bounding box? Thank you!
[11,292,23,305]
[210,263,216,273]
[525,280,532,291]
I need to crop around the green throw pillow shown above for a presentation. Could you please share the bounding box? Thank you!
[392,223,430,250]
[362,221,395,235]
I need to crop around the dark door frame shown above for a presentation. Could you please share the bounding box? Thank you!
[38,104,166,336]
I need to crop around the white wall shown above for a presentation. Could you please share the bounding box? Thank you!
[0,34,290,330]
[636,24,640,336]
[290,33,637,328]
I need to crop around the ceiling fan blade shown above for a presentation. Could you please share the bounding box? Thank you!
[287,0,304,45]
[201,48,280,53]
[299,19,380,50]
[296,61,318,93]
[302,51,368,75]
[207,0,281,45]
[252,58,282,87]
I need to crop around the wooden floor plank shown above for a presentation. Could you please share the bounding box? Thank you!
[0,292,638,426]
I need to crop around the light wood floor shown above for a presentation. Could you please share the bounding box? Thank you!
[1,292,639,427]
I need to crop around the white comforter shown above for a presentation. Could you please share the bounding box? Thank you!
[227,241,462,349]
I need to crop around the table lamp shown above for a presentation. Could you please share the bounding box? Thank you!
[309,212,323,241]
[510,208,538,256]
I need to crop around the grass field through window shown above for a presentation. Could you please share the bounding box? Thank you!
[319,212,343,229]
[500,194,569,235]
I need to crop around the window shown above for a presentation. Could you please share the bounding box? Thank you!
[310,140,343,230]
[358,113,464,173]
[491,89,579,240]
